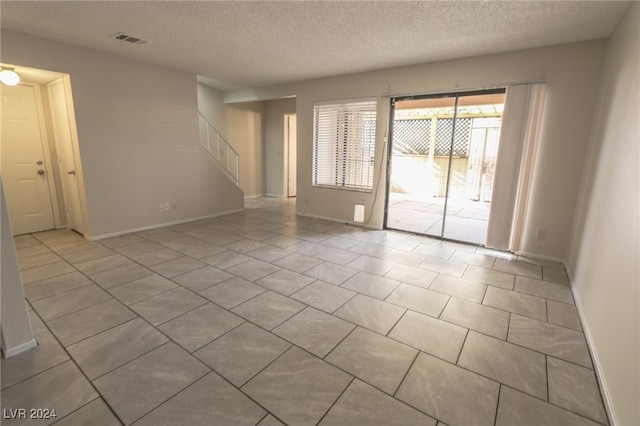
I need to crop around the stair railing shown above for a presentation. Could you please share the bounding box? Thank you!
[198,112,240,186]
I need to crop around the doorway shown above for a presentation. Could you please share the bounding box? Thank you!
[385,89,506,245]
[1,65,86,236]
[284,114,297,198]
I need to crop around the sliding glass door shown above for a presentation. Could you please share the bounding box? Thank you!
[385,89,506,245]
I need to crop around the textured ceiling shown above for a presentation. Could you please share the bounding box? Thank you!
[0,1,631,92]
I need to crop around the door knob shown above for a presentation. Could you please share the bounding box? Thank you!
[36,160,43,165]
[68,170,76,175]
[37,169,45,175]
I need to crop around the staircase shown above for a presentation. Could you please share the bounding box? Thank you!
[198,112,240,186]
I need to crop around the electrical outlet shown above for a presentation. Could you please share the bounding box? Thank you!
[160,203,165,212]
[164,202,170,211]
[536,229,546,240]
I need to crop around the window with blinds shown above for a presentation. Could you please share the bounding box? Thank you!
[312,99,377,191]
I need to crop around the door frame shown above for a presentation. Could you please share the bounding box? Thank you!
[46,76,87,234]
[383,88,506,245]
[2,81,62,232]
[284,113,297,198]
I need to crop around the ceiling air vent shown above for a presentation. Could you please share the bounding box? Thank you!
[111,32,150,45]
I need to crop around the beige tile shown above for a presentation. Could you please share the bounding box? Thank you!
[396,352,499,426]
[1,333,69,390]
[290,280,356,313]
[232,291,305,330]
[31,285,112,320]
[547,300,583,331]
[201,249,251,269]
[383,264,438,288]
[23,271,91,302]
[335,294,406,335]
[440,297,509,339]
[108,274,177,305]
[149,256,206,278]
[347,255,397,276]
[462,265,514,290]
[135,372,266,426]
[418,256,467,277]
[198,277,266,309]
[458,331,547,399]
[1,361,98,426]
[429,274,487,303]
[320,379,437,426]
[326,327,417,394]
[508,314,592,367]
[496,386,600,426]
[225,258,282,281]
[130,287,207,326]
[159,303,244,352]
[483,286,547,321]
[127,247,183,267]
[341,271,400,299]
[385,283,449,317]
[514,275,574,304]
[274,307,355,357]
[53,398,121,426]
[195,322,290,386]
[48,298,137,346]
[450,250,496,268]
[548,357,608,424]
[74,253,133,275]
[389,311,467,363]
[304,262,359,285]
[90,263,153,289]
[493,258,542,279]
[67,318,169,379]
[242,347,352,426]
[274,252,323,272]
[20,261,76,284]
[381,249,425,267]
[94,343,209,425]
[173,265,233,292]
[256,269,315,296]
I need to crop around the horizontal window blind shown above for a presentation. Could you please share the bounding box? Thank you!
[312,99,377,191]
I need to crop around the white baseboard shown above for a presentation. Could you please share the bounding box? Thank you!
[86,208,245,240]
[295,211,380,230]
[571,285,616,426]
[2,338,37,358]
[513,250,566,265]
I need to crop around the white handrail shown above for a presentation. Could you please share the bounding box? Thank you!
[198,112,240,186]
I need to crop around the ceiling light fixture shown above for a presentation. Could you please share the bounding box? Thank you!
[0,67,20,86]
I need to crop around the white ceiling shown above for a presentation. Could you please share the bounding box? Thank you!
[0,1,631,92]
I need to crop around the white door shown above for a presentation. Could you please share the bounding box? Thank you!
[1,83,56,235]
[47,78,84,234]
[285,114,297,197]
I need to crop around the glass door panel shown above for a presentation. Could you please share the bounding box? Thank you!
[386,90,505,246]
[442,92,505,244]
[386,96,455,237]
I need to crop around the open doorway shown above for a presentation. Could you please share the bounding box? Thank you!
[385,89,506,245]
[1,64,87,236]
[284,113,297,198]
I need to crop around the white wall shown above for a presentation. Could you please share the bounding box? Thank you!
[226,40,606,260]
[2,31,243,238]
[1,178,36,357]
[567,4,639,425]
[197,83,264,197]
[264,98,296,197]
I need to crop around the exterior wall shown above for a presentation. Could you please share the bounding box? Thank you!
[2,31,243,238]
[567,4,639,425]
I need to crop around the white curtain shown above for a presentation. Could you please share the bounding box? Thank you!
[485,83,546,251]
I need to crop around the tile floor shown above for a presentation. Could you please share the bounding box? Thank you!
[2,197,608,425]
